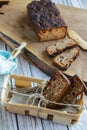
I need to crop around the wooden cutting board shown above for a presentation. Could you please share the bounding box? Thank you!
[0,0,87,81]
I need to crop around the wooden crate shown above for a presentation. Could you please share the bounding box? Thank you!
[1,74,84,125]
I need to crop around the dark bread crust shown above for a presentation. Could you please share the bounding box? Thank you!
[47,39,77,56]
[53,47,79,70]
[42,71,70,108]
[60,75,86,103]
[27,0,67,41]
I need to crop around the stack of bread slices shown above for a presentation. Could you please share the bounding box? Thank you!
[46,39,79,70]
[42,71,86,108]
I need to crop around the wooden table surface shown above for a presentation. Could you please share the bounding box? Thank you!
[0,0,87,130]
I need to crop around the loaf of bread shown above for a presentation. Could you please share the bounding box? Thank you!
[27,0,67,42]
[47,39,77,56]
[60,75,86,104]
[42,71,70,107]
[53,47,79,70]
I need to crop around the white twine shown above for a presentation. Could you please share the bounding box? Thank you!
[1,86,85,109]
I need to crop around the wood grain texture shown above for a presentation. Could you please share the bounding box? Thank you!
[0,0,87,130]
[0,0,87,81]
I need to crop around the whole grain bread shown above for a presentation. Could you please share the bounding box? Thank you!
[42,71,70,107]
[27,0,67,42]
[60,75,86,104]
[53,47,79,70]
[47,39,77,56]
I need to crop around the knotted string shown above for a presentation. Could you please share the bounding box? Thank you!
[1,86,85,109]
[1,78,85,117]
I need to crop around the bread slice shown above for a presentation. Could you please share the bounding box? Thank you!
[60,75,86,104]
[47,39,77,56]
[42,71,70,107]
[53,47,79,70]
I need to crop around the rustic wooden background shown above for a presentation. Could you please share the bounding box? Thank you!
[0,0,87,130]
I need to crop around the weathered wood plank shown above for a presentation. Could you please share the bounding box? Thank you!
[10,53,43,130]
[85,95,87,109]
[0,107,1,130]
[0,41,18,130]
[0,1,87,130]
[63,1,87,130]
[1,109,18,130]
[17,115,43,130]
[0,0,87,81]
[41,119,68,130]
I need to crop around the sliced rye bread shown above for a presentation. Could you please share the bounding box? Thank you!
[42,71,70,108]
[47,39,77,56]
[60,75,86,104]
[53,46,79,70]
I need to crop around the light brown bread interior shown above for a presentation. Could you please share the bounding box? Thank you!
[47,39,77,56]
[43,71,70,103]
[53,47,79,70]
[60,75,86,103]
